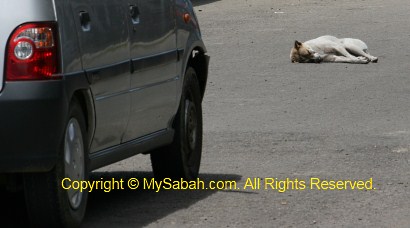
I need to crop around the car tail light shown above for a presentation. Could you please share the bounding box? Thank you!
[6,22,60,81]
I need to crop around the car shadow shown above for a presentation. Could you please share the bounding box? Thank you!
[81,172,242,227]
[0,172,241,227]
[0,188,28,227]
[191,0,221,7]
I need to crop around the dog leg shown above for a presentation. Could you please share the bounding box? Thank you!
[342,38,378,63]
[346,48,378,63]
[332,46,370,64]
[323,55,370,64]
[333,46,359,59]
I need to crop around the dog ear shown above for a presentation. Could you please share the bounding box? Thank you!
[294,40,302,49]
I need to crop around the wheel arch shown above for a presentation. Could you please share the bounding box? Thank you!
[70,89,95,150]
[185,46,209,100]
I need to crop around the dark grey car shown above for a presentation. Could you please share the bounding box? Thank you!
[0,0,209,226]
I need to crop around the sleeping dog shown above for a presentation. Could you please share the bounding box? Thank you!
[290,35,378,64]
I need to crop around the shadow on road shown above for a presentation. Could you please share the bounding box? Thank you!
[191,0,221,7]
[83,171,241,227]
[0,172,241,227]
[0,189,28,227]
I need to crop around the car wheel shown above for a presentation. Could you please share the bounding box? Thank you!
[24,98,88,227]
[151,67,203,180]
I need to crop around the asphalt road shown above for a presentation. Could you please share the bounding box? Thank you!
[3,0,410,227]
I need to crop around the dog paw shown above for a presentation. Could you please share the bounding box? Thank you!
[356,56,370,63]
[371,57,378,63]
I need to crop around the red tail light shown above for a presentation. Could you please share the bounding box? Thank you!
[6,22,60,81]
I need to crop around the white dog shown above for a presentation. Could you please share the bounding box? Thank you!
[290,35,378,64]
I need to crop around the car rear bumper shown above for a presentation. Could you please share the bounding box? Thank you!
[0,80,68,173]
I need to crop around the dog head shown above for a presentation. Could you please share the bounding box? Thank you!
[290,41,322,63]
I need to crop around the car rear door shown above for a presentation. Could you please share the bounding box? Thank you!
[123,0,178,141]
[70,0,131,152]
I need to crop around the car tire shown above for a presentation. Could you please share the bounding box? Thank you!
[150,67,203,180]
[24,98,88,227]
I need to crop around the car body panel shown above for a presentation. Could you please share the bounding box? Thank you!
[69,0,132,152]
[123,0,178,141]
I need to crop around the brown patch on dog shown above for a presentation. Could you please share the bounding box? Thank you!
[290,40,314,63]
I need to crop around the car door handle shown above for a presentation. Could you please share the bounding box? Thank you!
[79,11,91,31]
[129,5,140,24]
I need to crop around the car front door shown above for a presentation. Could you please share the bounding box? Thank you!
[123,0,178,141]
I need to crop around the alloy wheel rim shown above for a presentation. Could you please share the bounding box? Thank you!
[185,98,198,155]
[64,118,85,209]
